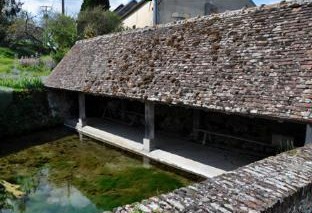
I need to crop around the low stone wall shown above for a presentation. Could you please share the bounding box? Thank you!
[0,90,61,138]
[47,89,78,119]
[0,87,13,111]
[114,145,312,213]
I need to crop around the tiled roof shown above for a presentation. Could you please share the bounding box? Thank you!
[45,0,312,123]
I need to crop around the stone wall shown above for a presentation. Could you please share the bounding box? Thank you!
[0,88,13,111]
[114,145,312,212]
[47,89,78,119]
[0,90,61,138]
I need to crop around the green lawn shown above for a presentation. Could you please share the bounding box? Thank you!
[0,48,14,73]
[0,47,52,90]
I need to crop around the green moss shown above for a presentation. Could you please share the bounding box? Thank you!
[0,134,192,211]
[90,167,185,210]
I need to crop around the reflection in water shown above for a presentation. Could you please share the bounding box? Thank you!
[0,131,193,212]
[3,168,99,213]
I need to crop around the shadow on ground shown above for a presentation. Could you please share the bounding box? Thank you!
[0,127,74,157]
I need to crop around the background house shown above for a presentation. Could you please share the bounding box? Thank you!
[115,0,255,29]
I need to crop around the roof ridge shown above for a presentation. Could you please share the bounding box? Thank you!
[76,0,312,45]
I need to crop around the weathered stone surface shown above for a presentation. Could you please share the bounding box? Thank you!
[46,0,312,123]
[113,145,312,212]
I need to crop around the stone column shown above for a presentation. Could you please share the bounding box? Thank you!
[78,93,86,128]
[143,102,155,152]
[193,109,200,140]
[143,156,151,168]
[305,124,312,145]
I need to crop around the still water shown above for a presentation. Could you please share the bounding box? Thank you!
[0,129,192,213]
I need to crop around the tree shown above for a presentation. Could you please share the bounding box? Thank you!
[44,13,78,62]
[0,0,22,44]
[77,6,122,39]
[80,0,110,11]
[6,11,47,55]
[1,0,22,18]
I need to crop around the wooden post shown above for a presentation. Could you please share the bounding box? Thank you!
[143,102,155,152]
[78,93,86,128]
[62,0,65,15]
[305,124,312,145]
[193,109,200,140]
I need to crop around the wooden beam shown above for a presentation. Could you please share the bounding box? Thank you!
[143,102,155,152]
[194,128,275,148]
[78,93,86,127]
[305,124,312,145]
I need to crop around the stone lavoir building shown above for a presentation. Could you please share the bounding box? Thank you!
[46,0,312,179]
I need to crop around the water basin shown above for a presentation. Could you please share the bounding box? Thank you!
[0,128,193,212]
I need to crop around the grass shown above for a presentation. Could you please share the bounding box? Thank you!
[0,62,13,73]
[0,47,52,90]
[0,47,14,58]
[0,78,44,90]
[0,58,14,71]
[0,48,14,74]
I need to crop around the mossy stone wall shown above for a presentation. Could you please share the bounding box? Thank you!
[0,90,61,138]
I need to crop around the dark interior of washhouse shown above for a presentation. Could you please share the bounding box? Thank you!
[83,94,306,157]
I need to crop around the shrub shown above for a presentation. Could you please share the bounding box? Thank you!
[18,56,40,67]
[77,7,122,39]
[16,55,54,75]
[52,48,69,63]
[44,14,77,62]
[40,55,56,70]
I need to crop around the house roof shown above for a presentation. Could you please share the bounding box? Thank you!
[114,0,148,19]
[45,0,312,123]
[115,0,256,20]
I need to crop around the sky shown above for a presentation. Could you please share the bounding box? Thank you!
[21,0,280,16]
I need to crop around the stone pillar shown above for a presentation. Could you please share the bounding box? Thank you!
[143,102,155,152]
[143,156,151,168]
[78,93,86,128]
[193,109,200,140]
[79,132,84,142]
[305,124,312,145]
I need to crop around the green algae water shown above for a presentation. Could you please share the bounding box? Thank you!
[0,129,192,213]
